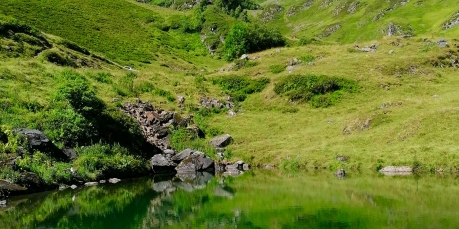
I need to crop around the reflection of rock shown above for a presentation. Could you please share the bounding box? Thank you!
[152,172,214,193]
[213,186,234,199]
[152,180,174,192]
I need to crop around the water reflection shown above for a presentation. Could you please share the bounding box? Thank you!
[1,171,459,229]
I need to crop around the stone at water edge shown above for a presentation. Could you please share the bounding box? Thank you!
[99,180,106,184]
[175,152,215,173]
[151,154,177,173]
[108,178,121,184]
[379,166,413,173]
[70,185,78,189]
[209,134,233,148]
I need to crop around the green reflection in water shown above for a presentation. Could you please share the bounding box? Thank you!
[1,171,459,229]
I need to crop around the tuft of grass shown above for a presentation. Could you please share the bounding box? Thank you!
[211,75,269,101]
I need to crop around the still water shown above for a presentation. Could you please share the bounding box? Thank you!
[1,170,459,229]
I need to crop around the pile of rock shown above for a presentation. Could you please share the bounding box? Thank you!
[442,12,459,30]
[121,100,192,151]
[151,149,215,174]
[199,97,234,110]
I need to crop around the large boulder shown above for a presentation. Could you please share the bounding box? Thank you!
[0,131,8,144]
[0,179,27,192]
[209,134,233,148]
[151,154,177,173]
[171,149,194,162]
[175,152,215,173]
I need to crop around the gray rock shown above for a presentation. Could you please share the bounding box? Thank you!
[335,169,346,178]
[389,50,394,54]
[108,178,121,184]
[243,164,250,171]
[0,179,27,191]
[63,148,78,160]
[379,166,413,175]
[13,128,67,160]
[438,38,448,47]
[0,199,7,206]
[177,96,185,104]
[70,185,78,189]
[151,154,176,167]
[209,134,233,148]
[286,65,294,73]
[223,169,242,176]
[175,152,215,173]
[388,22,396,36]
[99,180,106,184]
[171,149,194,162]
[84,182,98,186]
[0,131,7,144]
[240,54,249,60]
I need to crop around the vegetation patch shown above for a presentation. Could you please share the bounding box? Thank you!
[274,74,358,107]
[269,64,285,74]
[211,75,269,101]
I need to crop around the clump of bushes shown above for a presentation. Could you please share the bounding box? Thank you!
[274,74,358,108]
[211,75,269,101]
[223,23,285,61]
[269,64,285,74]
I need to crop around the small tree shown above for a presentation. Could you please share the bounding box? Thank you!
[222,23,248,61]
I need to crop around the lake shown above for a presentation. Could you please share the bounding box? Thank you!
[1,170,459,229]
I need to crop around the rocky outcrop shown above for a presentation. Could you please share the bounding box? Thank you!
[442,12,459,30]
[260,4,283,22]
[209,134,233,148]
[199,97,235,110]
[121,100,192,151]
[13,128,68,161]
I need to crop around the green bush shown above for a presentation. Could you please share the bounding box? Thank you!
[223,23,285,61]
[42,50,75,67]
[274,74,358,107]
[88,72,113,84]
[73,143,145,180]
[55,71,105,115]
[170,127,216,157]
[17,152,72,184]
[41,108,95,147]
[59,40,90,55]
[269,64,285,74]
[211,75,269,101]
[300,54,315,63]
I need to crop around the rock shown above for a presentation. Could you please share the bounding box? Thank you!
[85,182,98,186]
[379,166,413,175]
[335,169,346,178]
[286,65,294,73]
[437,38,448,47]
[177,96,185,104]
[70,185,78,189]
[99,180,106,184]
[209,134,233,148]
[0,131,7,144]
[13,128,67,160]
[223,169,242,176]
[108,178,121,184]
[389,50,394,54]
[63,148,78,160]
[336,155,348,162]
[0,179,27,191]
[442,12,459,30]
[242,164,250,171]
[240,54,249,60]
[17,172,44,192]
[171,149,194,162]
[388,22,396,36]
[151,154,177,173]
[175,152,215,173]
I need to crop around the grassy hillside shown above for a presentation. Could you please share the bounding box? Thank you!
[1,0,459,182]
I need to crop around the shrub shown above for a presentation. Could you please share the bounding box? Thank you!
[274,74,358,107]
[17,152,72,184]
[170,127,216,157]
[73,143,145,180]
[42,50,75,67]
[41,108,95,147]
[300,54,315,63]
[59,40,90,55]
[55,71,105,115]
[269,64,285,74]
[88,72,113,84]
[211,75,269,101]
[223,23,285,61]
